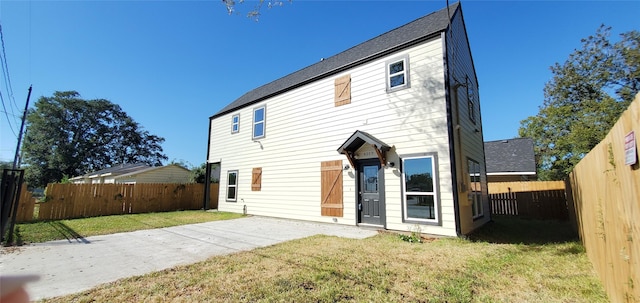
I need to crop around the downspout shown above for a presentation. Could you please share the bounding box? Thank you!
[443,31,462,236]
[203,118,213,210]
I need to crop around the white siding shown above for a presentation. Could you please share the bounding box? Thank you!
[446,10,490,234]
[210,36,458,236]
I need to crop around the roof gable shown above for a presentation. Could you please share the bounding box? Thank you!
[337,130,391,154]
[211,2,459,119]
[484,138,536,174]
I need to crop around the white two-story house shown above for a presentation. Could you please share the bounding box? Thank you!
[207,2,489,236]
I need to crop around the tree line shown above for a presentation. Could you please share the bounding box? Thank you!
[2,91,214,188]
[16,91,166,188]
[519,25,639,180]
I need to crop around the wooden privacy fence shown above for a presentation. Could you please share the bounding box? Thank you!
[488,181,568,220]
[17,183,219,222]
[14,187,37,223]
[566,94,640,303]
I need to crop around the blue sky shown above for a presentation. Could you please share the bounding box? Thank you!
[0,0,638,169]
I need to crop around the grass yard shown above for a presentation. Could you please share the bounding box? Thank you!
[11,210,244,244]
[38,216,608,303]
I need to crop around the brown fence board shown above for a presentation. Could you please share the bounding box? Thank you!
[488,181,568,220]
[490,191,518,215]
[13,186,36,222]
[488,181,565,193]
[16,183,219,222]
[568,94,640,303]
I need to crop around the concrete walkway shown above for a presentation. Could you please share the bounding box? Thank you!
[0,216,378,301]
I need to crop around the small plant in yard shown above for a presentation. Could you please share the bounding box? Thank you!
[399,224,422,243]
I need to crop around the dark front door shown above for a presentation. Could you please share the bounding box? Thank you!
[358,160,384,226]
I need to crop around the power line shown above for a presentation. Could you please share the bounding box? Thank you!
[0,90,18,138]
[0,21,20,138]
[0,23,19,114]
[0,110,21,119]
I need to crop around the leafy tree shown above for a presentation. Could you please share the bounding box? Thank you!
[0,161,11,170]
[168,159,194,170]
[519,25,639,180]
[222,0,290,20]
[190,163,219,183]
[22,91,168,187]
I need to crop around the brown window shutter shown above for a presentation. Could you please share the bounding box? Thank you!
[320,160,343,217]
[334,74,351,107]
[251,167,262,191]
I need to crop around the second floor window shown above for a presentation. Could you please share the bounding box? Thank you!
[253,106,266,139]
[231,114,239,133]
[386,55,410,92]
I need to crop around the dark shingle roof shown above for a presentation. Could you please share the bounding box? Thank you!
[211,2,459,119]
[484,138,536,174]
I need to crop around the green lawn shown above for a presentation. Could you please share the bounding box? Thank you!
[10,210,244,244]
[38,216,608,303]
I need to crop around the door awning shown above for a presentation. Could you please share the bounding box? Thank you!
[337,130,391,168]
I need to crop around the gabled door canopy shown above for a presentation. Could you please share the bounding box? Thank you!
[337,130,391,169]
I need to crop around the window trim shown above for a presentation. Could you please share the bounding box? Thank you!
[252,105,266,140]
[226,170,238,202]
[231,114,240,134]
[467,158,483,219]
[385,55,411,92]
[400,153,441,225]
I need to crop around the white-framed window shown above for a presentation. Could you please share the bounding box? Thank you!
[226,170,238,202]
[386,55,410,92]
[467,76,476,124]
[401,153,439,224]
[468,158,483,218]
[253,106,266,139]
[231,114,240,134]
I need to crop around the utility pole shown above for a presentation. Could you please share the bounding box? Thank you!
[12,85,32,170]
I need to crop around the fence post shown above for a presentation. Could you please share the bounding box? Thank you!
[203,163,212,210]
[1,169,25,245]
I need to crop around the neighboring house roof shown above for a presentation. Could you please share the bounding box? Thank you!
[112,164,190,180]
[211,2,459,119]
[484,138,536,175]
[70,163,151,180]
[70,164,191,181]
